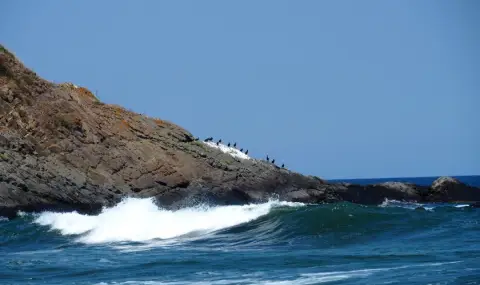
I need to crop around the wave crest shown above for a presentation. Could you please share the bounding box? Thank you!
[34,198,304,244]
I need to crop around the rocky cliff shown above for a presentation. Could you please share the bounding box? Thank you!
[1,45,479,218]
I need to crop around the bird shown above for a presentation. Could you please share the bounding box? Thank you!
[245,150,248,155]
[240,148,243,152]
[271,159,275,164]
[281,163,285,168]
[227,142,231,147]
[218,139,222,144]
[194,137,199,141]
[266,155,270,162]
[233,142,237,148]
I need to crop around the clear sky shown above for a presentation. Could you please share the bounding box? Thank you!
[2,0,479,179]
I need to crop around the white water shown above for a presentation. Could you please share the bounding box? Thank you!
[380,199,428,210]
[203,141,251,160]
[34,198,303,244]
[93,261,462,285]
[380,199,470,211]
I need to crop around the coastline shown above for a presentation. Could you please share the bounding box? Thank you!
[1,44,479,218]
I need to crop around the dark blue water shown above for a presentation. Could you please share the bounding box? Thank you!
[1,176,479,285]
[331,175,480,187]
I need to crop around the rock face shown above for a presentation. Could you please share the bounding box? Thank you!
[0,45,479,218]
[428,177,479,202]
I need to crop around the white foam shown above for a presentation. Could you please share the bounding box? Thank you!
[380,199,435,211]
[380,199,471,211]
[380,199,420,209]
[103,261,463,285]
[203,141,251,160]
[96,261,463,285]
[34,198,303,244]
[17,211,28,217]
[93,261,462,285]
[13,249,63,255]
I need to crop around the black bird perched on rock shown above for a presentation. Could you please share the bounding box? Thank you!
[233,142,237,148]
[271,159,275,164]
[195,137,199,141]
[240,148,243,152]
[227,142,231,147]
[218,139,222,143]
[281,163,285,168]
[266,155,269,162]
[245,150,248,155]
[204,137,213,142]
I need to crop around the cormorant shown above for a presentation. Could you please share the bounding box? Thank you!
[266,155,270,162]
[245,150,248,155]
[195,137,199,141]
[240,148,243,152]
[271,159,275,164]
[227,142,231,147]
[233,142,237,148]
[281,163,285,168]
[218,139,222,144]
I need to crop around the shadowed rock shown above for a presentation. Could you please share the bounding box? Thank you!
[428,176,480,202]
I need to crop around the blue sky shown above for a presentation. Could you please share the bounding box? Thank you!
[2,1,478,179]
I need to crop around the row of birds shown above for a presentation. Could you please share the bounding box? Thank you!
[202,137,249,153]
[200,137,285,168]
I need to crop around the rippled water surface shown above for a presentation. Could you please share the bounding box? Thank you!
[1,176,479,285]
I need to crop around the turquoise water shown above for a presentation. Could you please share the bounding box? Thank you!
[1,176,479,285]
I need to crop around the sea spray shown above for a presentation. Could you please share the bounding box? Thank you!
[2,198,478,284]
[34,198,305,244]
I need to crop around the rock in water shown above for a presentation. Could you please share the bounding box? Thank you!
[428,176,480,202]
[0,45,479,218]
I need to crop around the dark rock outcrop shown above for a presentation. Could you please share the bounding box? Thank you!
[428,176,480,202]
[0,45,479,218]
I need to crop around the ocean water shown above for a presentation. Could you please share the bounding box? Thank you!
[330,175,480,187]
[1,176,479,285]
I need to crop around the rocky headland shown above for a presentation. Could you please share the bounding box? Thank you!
[1,45,479,218]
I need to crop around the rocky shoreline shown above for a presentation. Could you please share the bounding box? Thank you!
[1,45,479,218]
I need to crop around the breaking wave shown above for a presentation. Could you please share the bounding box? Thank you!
[31,197,476,250]
[34,198,304,244]
[2,197,478,284]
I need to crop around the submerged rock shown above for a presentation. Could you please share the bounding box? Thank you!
[0,45,479,218]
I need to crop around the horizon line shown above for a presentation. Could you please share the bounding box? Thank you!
[327,174,479,181]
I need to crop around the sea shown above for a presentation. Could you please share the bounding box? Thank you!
[1,175,479,285]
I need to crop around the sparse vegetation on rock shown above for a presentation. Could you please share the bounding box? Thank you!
[1,44,479,218]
